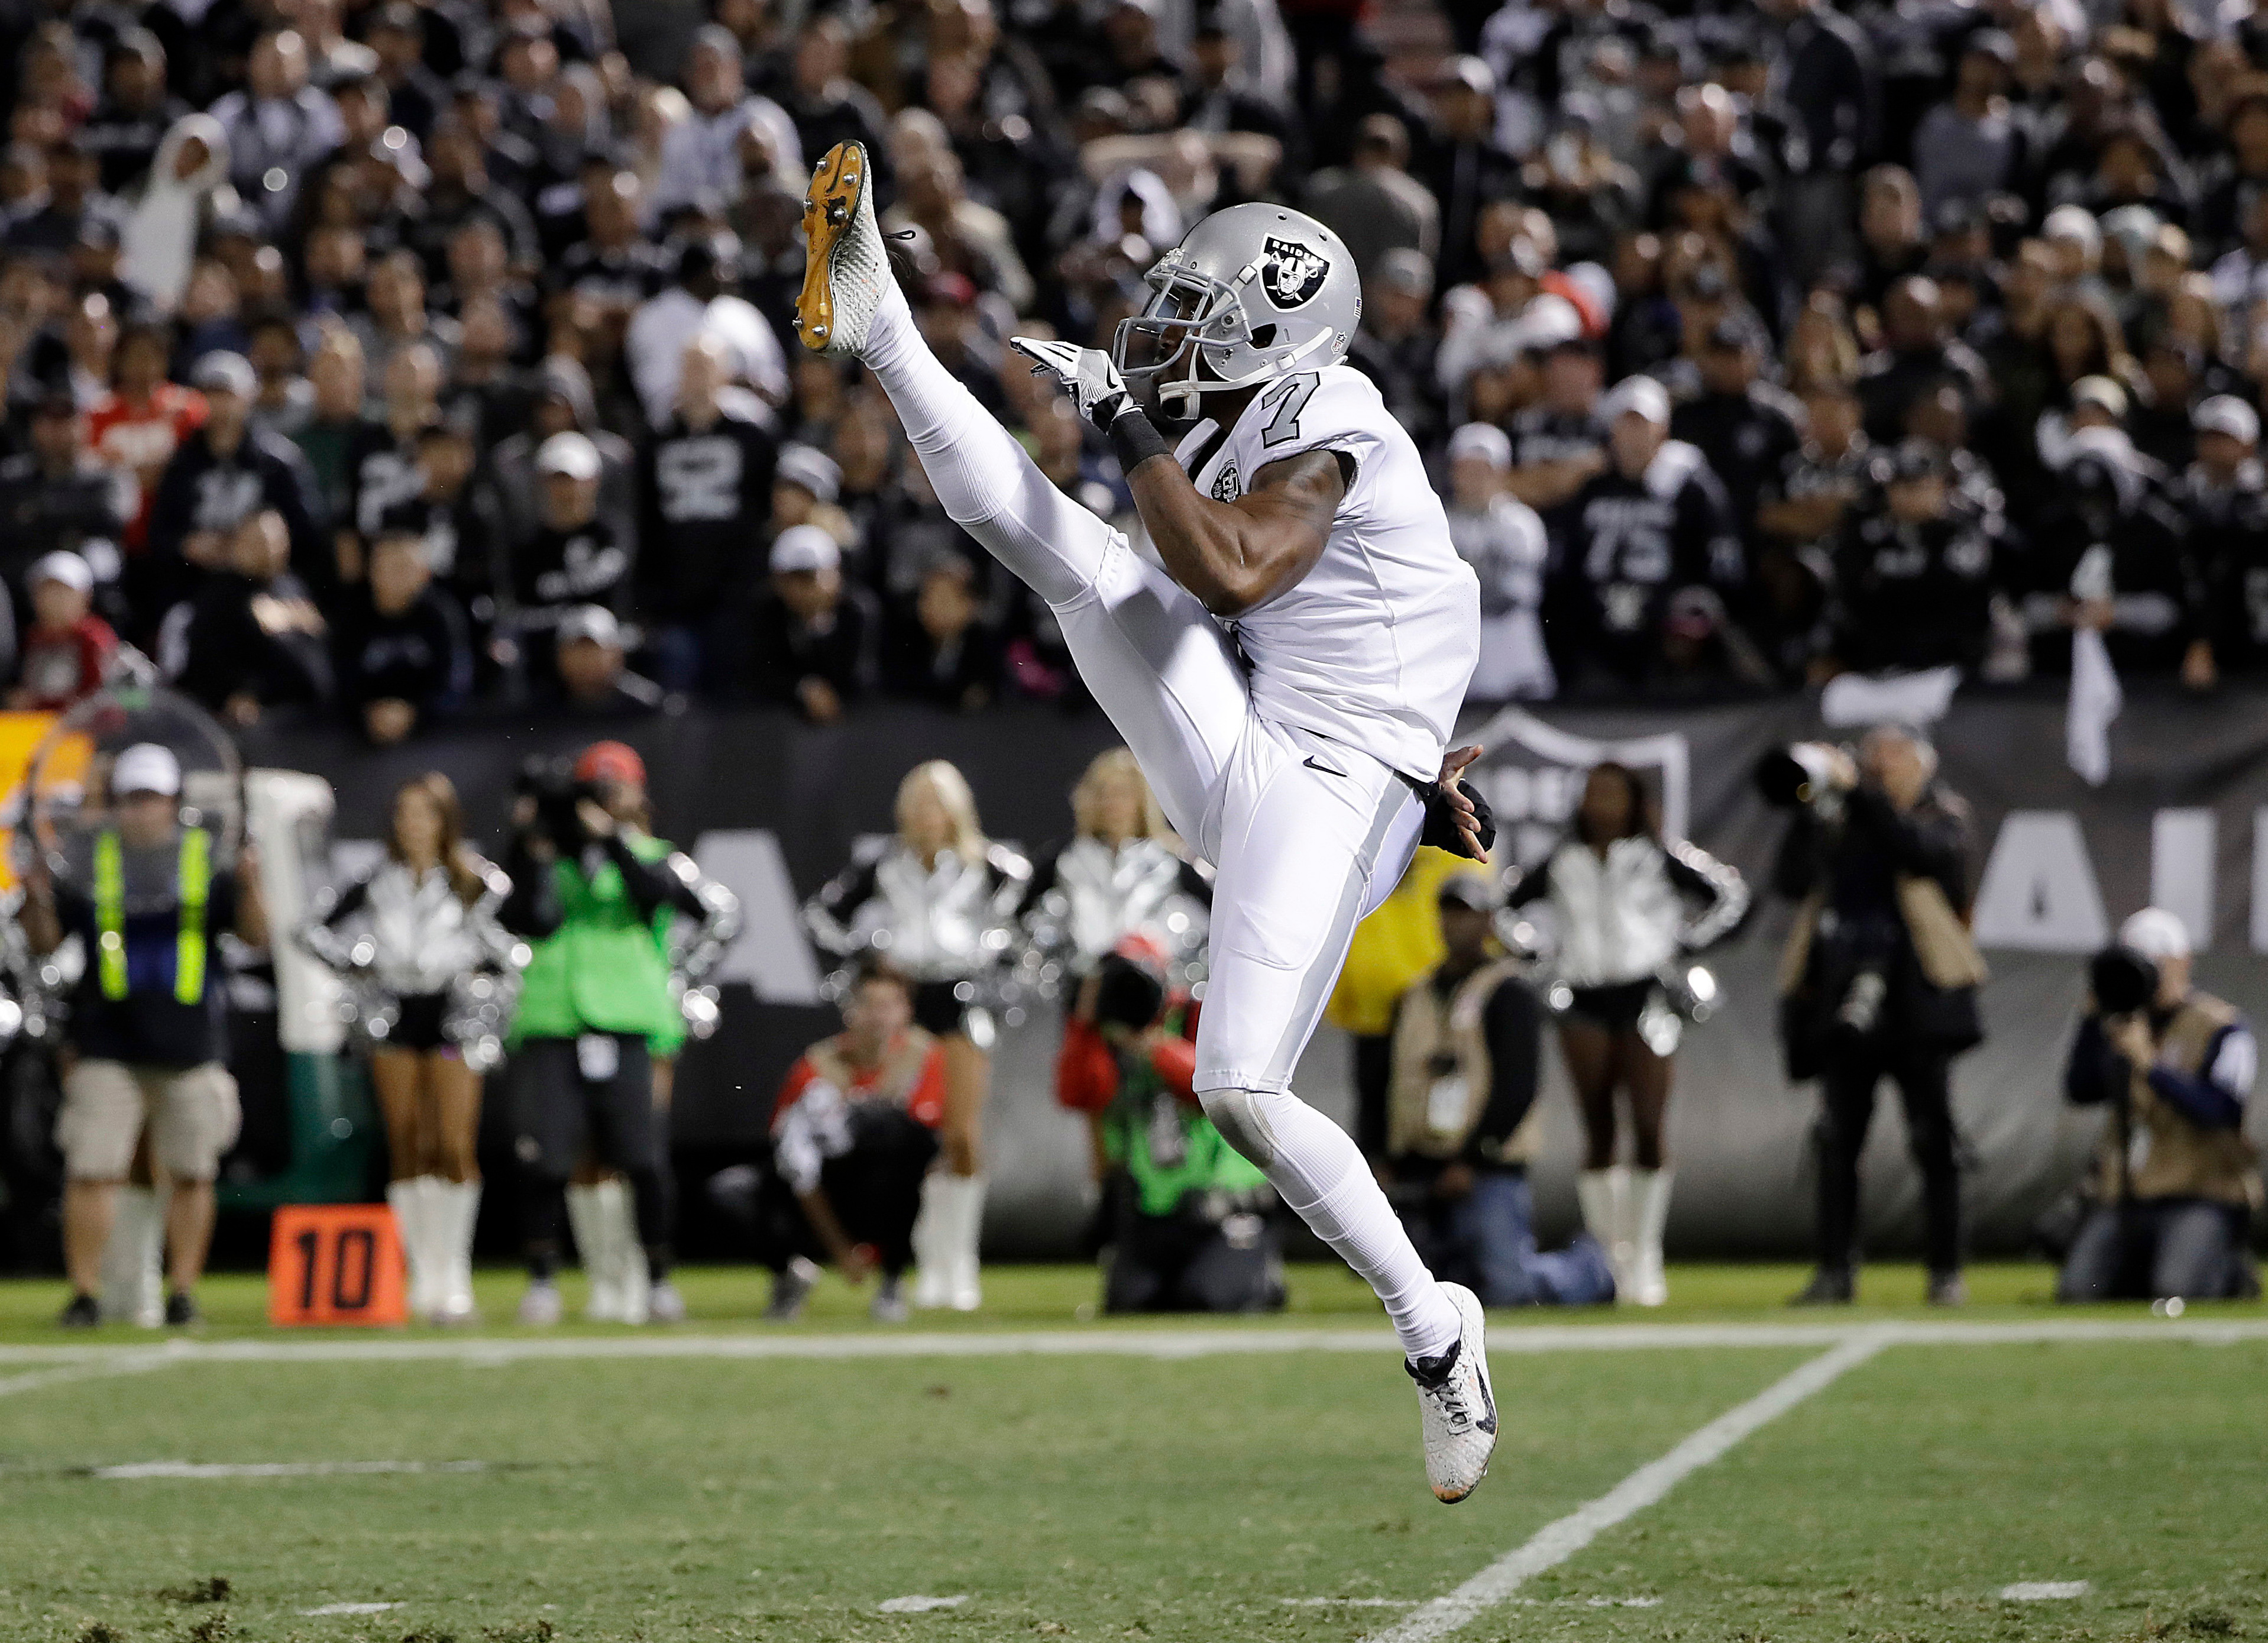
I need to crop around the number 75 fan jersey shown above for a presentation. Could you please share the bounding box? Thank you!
[1172,364,1480,781]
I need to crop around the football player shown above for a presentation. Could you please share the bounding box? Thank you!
[795,142,1497,1502]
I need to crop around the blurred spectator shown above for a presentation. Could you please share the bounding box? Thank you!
[510,431,632,677]
[167,507,333,726]
[1826,441,2006,675]
[1305,114,1437,283]
[1911,33,2024,222]
[2185,398,2268,681]
[2059,910,2260,1302]
[1422,58,1520,292]
[486,359,640,574]
[551,603,667,716]
[85,320,204,564]
[117,115,232,315]
[1349,248,1445,455]
[1552,375,1751,694]
[1384,873,1615,1306]
[626,236,789,426]
[636,334,779,691]
[206,31,345,231]
[1443,422,1553,701]
[10,551,115,710]
[82,31,188,196]
[653,27,801,215]
[758,958,943,1322]
[882,551,999,712]
[0,392,124,606]
[748,525,874,722]
[145,351,320,615]
[1670,317,1803,546]
[334,526,473,744]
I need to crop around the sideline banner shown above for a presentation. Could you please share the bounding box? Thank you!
[240,687,2268,1256]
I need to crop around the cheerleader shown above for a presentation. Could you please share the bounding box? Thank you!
[1505,762,1746,1306]
[304,774,514,1323]
[1022,750,1212,1146]
[805,761,1028,1311]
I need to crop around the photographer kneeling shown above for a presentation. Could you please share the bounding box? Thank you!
[760,959,944,1322]
[501,742,710,1327]
[1771,724,1986,1306]
[1383,874,1616,1307]
[2058,910,2259,1303]
[1058,934,1285,1315]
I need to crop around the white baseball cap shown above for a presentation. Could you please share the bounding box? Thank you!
[2119,906,2192,960]
[556,604,622,647]
[2194,394,2260,445]
[771,523,842,574]
[29,551,93,594]
[535,431,602,480]
[1447,422,1512,470]
[112,742,182,798]
[1602,374,1671,427]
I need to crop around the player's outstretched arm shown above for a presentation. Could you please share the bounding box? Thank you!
[1010,335,1341,619]
[1126,448,1342,619]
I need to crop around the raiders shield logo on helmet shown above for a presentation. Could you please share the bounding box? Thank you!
[1260,237,1329,309]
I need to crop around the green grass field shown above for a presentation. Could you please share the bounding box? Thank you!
[3,1264,2264,1643]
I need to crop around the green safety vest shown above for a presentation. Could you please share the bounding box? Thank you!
[509,833,680,1044]
[1104,1009,1269,1218]
[93,827,211,1005]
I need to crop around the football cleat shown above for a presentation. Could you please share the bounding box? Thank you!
[765,1256,820,1321]
[647,1280,688,1325]
[1407,1282,1497,1503]
[795,141,887,361]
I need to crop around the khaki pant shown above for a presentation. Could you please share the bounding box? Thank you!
[57,1060,241,1182]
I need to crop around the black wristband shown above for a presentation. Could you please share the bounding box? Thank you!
[1107,403,1173,474]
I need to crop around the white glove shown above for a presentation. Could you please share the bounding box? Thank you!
[1010,336,1132,429]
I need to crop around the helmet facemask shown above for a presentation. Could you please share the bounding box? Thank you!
[1112,251,1326,419]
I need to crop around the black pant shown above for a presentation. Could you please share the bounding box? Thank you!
[514,1033,672,1272]
[758,1106,938,1276]
[1816,1037,1961,1275]
[1351,1032,1394,1160]
[1104,1195,1285,1314]
[2056,1199,2252,1301]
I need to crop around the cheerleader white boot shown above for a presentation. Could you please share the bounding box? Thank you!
[432,1180,482,1324]
[910,1174,951,1309]
[1627,1169,1674,1308]
[605,1179,651,1326]
[387,1178,440,1322]
[940,1174,985,1312]
[566,1182,621,1321]
[1575,1168,1632,1301]
[100,1184,166,1327]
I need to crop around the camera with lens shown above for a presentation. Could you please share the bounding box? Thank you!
[1754,742,1856,814]
[515,755,602,853]
[2089,943,2158,1017]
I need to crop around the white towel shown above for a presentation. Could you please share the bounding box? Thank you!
[2067,627,2122,787]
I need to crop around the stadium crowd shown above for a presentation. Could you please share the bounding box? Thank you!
[2,0,2268,717]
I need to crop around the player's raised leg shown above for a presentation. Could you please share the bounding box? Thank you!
[796,140,1245,839]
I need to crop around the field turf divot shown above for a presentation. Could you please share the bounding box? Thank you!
[1365,1334,1890,1643]
[878,1595,970,1613]
[2000,1582,2092,1601]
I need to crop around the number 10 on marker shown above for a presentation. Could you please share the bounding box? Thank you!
[268,1204,410,1327]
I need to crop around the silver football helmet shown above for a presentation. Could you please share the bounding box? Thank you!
[1112,203,1361,418]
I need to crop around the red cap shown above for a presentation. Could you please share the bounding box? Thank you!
[574,740,645,788]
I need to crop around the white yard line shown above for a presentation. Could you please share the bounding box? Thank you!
[0,1315,2263,1369]
[1362,1334,1891,1643]
[0,1347,180,1400]
[93,1459,489,1479]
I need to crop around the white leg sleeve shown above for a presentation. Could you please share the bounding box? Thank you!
[862,284,1250,839]
[1203,1084,1459,1361]
[862,286,1108,607]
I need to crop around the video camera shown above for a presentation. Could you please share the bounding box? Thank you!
[515,756,604,853]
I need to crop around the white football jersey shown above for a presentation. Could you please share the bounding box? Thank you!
[1173,365,1480,781]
